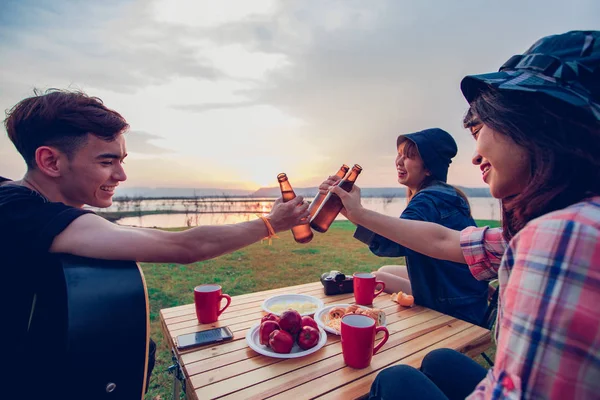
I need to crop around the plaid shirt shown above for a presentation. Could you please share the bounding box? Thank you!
[460,197,600,399]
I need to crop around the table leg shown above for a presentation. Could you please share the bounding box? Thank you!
[168,348,186,399]
[172,373,181,399]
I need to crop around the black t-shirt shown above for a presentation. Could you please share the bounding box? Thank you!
[0,177,92,387]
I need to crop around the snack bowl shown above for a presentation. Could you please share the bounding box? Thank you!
[261,294,324,317]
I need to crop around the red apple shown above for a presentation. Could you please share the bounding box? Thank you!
[297,326,320,350]
[279,310,302,335]
[300,316,319,331]
[269,330,294,354]
[261,313,281,324]
[259,320,280,346]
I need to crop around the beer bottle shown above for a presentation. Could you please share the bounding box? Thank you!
[307,164,350,217]
[310,164,362,233]
[277,173,314,244]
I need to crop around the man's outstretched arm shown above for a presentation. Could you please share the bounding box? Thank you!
[51,196,309,264]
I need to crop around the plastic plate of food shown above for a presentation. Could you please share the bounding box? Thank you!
[261,294,324,317]
[245,323,328,359]
[314,303,387,335]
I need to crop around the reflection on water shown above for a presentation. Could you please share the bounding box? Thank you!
[113,197,501,228]
[100,197,275,214]
[118,212,258,228]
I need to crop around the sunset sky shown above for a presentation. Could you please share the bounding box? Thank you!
[1,0,598,191]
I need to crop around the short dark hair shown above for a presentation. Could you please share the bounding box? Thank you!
[4,88,129,168]
[465,87,600,240]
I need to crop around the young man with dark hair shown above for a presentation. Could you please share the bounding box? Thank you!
[1,89,309,395]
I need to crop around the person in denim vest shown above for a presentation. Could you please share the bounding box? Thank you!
[320,128,488,326]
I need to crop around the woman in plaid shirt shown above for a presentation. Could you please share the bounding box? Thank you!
[326,31,600,399]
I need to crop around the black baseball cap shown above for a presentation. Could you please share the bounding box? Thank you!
[397,128,458,182]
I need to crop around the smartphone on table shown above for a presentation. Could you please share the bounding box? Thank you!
[176,326,234,350]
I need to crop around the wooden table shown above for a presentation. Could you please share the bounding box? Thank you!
[160,281,491,399]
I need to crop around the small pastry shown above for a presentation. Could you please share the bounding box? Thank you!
[370,308,386,326]
[328,307,346,319]
[345,304,360,314]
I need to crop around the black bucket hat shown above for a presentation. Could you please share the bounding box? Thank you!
[397,128,457,183]
[461,30,600,121]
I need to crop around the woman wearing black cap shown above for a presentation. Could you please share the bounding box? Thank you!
[329,31,600,399]
[329,127,489,326]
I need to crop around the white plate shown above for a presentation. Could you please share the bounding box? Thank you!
[245,323,328,359]
[314,303,387,335]
[261,294,324,317]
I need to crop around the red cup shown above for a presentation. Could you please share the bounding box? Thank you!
[194,284,231,324]
[353,272,385,305]
[341,314,389,369]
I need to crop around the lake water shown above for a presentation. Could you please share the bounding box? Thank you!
[102,196,501,228]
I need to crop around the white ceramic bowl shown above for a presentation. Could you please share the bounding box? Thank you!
[245,323,327,359]
[261,294,324,317]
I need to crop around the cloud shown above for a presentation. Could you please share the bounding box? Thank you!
[171,101,258,113]
[125,131,175,155]
[0,0,224,94]
[0,135,26,180]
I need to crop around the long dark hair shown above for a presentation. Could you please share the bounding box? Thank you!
[465,88,600,240]
[400,139,471,212]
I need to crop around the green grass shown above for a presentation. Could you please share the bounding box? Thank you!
[475,219,502,228]
[142,220,498,399]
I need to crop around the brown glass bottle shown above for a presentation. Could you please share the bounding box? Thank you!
[307,164,350,217]
[310,164,362,233]
[277,173,313,244]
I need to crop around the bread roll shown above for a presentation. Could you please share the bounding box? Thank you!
[328,307,346,319]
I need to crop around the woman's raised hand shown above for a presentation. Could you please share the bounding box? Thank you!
[317,175,342,195]
[329,185,364,221]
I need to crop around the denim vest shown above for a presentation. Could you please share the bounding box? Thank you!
[354,183,489,326]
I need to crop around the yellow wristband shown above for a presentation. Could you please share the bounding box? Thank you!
[257,215,278,245]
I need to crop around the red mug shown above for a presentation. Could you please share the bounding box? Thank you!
[194,284,231,324]
[341,314,389,369]
[353,272,385,305]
